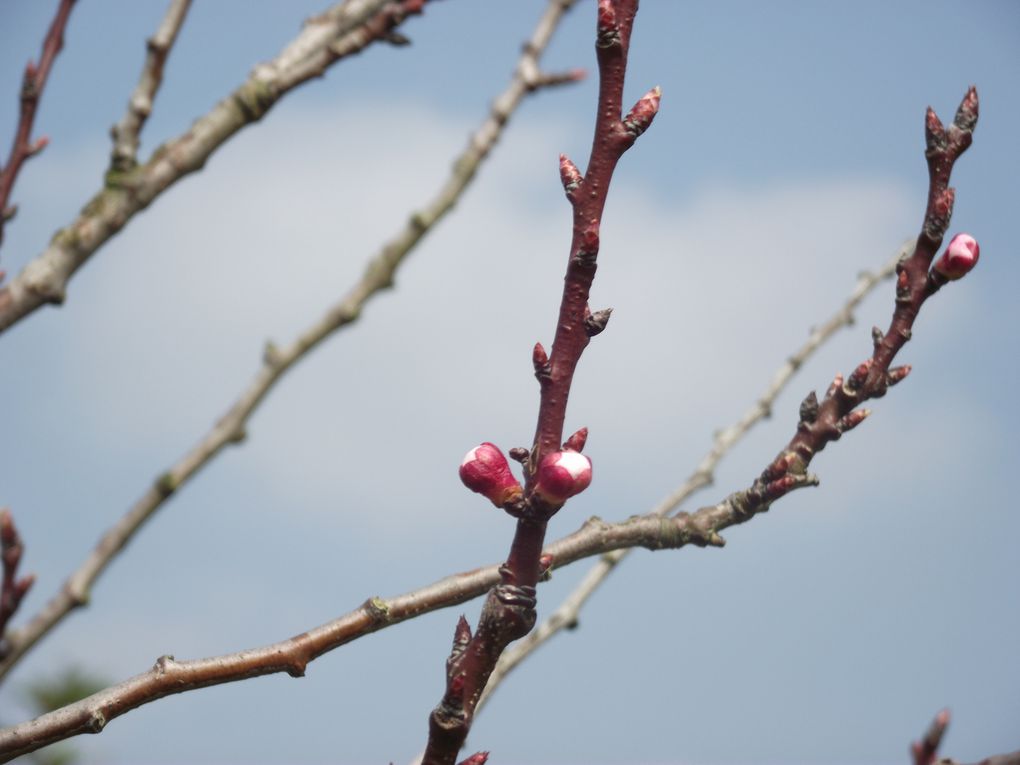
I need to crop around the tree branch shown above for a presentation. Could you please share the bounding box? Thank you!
[422,3,661,761]
[0,0,76,258]
[0,0,582,687]
[0,0,426,333]
[0,479,843,762]
[109,0,193,172]
[476,242,908,714]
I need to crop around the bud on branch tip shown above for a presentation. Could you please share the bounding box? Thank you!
[459,443,523,508]
[535,450,592,504]
[933,233,979,281]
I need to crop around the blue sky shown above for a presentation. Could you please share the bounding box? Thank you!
[1,1,1018,764]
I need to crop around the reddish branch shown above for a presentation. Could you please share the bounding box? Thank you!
[423,2,659,763]
[718,87,980,521]
[0,510,35,645]
[0,0,76,258]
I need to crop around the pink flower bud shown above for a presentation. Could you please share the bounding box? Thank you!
[459,443,523,507]
[535,450,592,503]
[933,233,980,280]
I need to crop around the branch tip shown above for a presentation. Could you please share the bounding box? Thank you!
[953,85,979,133]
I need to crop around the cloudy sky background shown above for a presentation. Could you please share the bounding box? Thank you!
[1,1,1018,763]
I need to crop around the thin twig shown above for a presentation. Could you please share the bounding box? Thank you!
[0,0,425,332]
[109,0,193,171]
[0,0,583,686]
[0,0,77,258]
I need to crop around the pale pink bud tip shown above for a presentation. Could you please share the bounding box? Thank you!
[934,233,979,280]
[535,450,592,503]
[460,443,522,507]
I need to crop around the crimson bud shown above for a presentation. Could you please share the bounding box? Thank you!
[535,450,592,503]
[933,233,980,280]
[459,443,523,507]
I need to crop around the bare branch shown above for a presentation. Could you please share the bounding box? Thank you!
[0,0,582,686]
[0,0,77,257]
[422,3,658,761]
[109,0,193,171]
[0,480,846,762]
[0,0,426,333]
[476,242,907,714]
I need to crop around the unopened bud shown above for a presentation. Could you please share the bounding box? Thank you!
[838,408,871,434]
[534,450,592,503]
[622,85,661,139]
[559,153,582,199]
[925,107,947,154]
[596,0,620,48]
[458,753,490,765]
[799,391,819,424]
[953,86,979,133]
[826,373,844,399]
[933,233,979,281]
[532,342,551,383]
[459,443,523,507]
[564,427,588,452]
[845,358,873,392]
[887,365,912,387]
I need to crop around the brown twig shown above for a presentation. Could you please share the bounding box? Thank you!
[0,0,76,260]
[0,491,839,762]
[476,242,908,714]
[109,0,193,171]
[422,2,659,763]
[0,0,583,687]
[0,510,35,646]
[0,0,425,333]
